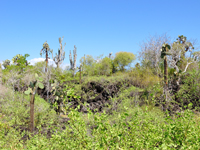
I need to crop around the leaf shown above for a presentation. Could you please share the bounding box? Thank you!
[38,82,44,89]
[24,90,31,95]
[166,44,171,50]
[30,82,34,88]
[24,87,32,95]
[35,73,38,78]
[38,77,43,82]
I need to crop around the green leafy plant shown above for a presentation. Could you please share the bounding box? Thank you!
[2,59,10,69]
[51,80,81,114]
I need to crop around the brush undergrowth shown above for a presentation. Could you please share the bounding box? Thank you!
[1,86,200,149]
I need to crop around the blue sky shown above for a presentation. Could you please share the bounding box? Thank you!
[0,0,200,68]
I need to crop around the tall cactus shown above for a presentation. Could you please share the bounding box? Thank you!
[53,37,66,68]
[40,41,53,72]
[69,45,77,77]
[161,43,171,85]
[25,73,44,133]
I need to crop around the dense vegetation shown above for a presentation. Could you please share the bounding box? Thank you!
[1,34,200,149]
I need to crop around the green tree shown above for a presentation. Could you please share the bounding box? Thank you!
[12,54,30,72]
[2,59,10,69]
[98,57,112,75]
[80,55,95,76]
[40,41,53,72]
[113,51,136,71]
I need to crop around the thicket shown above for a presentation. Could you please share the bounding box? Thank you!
[1,34,200,149]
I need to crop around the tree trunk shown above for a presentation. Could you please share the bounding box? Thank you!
[30,93,35,133]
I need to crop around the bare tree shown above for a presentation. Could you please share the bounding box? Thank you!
[69,45,77,77]
[53,37,66,68]
[139,33,171,74]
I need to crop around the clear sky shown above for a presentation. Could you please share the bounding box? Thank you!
[0,0,200,68]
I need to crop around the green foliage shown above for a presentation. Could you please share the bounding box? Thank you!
[177,70,200,110]
[10,54,30,73]
[129,66,160,88]
[160,43,171,58]
[2,59,10,69]
[0,91,56,127]
[113,51,136,71]
[2,99,200,149]
[80,55,95,76]
[51,81,81,114]
[98,57,112,75]
[2,34,200,149]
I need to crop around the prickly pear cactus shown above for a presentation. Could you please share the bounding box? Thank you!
[24,73,44,133]
[25,73,44,95]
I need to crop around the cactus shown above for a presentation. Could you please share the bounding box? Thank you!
[69,45,77,77]
[24,73,44,133]
[40,41,53,72]
[161,43,171,85]
[53,37,66,68]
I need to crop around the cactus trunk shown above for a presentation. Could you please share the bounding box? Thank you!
[164,56,168,85]
[30,93,35,133]
[45,48,48,72]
